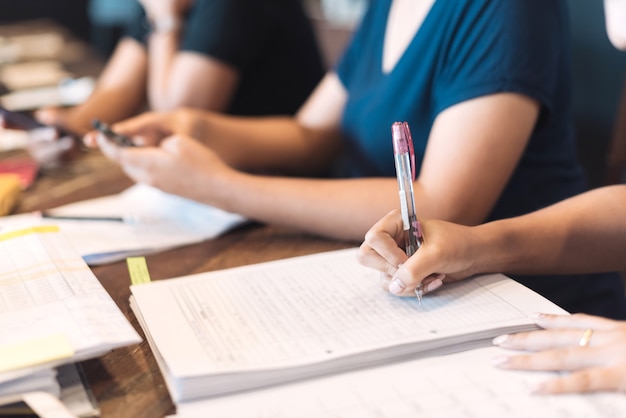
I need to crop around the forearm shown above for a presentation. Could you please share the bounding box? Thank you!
[65,87,145,135]
[196,112,344,175]
[474,185,626,274]
[211,174,400,241]
[145,31,180,110]
[63,39,147,135]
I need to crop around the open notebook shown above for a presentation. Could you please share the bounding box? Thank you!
[129,248,567,403]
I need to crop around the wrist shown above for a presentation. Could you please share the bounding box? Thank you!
[147,15,182,34]
[474,219,528,275]
[471,221,509,274]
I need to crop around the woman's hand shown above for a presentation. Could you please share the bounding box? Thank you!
[357,210,481,297]
[492,313,626,394]
[94,131,235,206]
[83,108,209,149]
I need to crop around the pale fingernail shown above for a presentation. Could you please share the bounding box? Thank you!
[491,355,510,367]
[531,382,548,394]
[492,335,509,345]
[389,278,406,295]
[424,278,443,293]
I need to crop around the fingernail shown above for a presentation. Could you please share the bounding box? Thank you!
[531,382,548,394]
[492,335,509,345]
[491,355,510,367]
[389,278,406,295]
[424,278,443,293]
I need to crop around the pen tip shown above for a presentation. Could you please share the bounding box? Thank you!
[415,287,423,306]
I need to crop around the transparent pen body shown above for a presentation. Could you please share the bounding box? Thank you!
[394,151,421,256]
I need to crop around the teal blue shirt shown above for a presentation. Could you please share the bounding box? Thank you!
[336,0,626,318]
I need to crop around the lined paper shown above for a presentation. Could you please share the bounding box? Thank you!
[130,248,567,401]
[0,225,141,379]
[175,346,626,418]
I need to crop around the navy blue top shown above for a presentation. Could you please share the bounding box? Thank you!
[337,0,626,318]
[126,0,324,116]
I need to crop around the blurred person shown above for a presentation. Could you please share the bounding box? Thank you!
[35,0,324,136]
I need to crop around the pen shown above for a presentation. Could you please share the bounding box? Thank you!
[41,212,127,223]
[391,122,425,305]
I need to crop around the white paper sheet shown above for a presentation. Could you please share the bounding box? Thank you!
[0,226,141,360]
[0,184,248,265]
[174,345,626,418]
[130,248,567,401]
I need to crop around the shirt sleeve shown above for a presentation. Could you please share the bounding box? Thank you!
[180,0,270,69]
[433,0,566,116]
[122,7,149,45]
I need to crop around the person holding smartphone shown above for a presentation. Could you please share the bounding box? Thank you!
[35,0,324,136]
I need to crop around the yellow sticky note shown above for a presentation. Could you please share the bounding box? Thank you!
[127,256,152,285]
[0,334,74,373]
[0,174,21,216]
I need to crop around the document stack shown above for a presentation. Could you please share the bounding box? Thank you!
[0,224,141,416]
[129,248,626,417]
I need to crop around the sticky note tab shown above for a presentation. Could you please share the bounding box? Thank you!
[0,174,21,216]
[0,334,74,373]
[127,256,152,285]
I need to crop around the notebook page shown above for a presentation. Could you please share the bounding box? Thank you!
[0,226,141,365]
[174,346,626,418]
[131,248,566,378]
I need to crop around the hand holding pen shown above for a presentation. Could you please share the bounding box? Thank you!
[391,122,425,304]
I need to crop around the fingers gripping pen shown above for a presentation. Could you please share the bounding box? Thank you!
[391,122,425,304]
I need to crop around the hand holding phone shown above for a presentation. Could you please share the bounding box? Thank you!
[0,106,47,131]
[92,119,136,147]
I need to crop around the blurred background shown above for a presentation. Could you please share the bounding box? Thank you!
[0,0,623,187]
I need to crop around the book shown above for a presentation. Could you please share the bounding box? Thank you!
[171,345,626,418]
[129,248,568,404]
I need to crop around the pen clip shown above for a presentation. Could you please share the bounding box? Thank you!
[401,122,416,181]
[392,122,416,181]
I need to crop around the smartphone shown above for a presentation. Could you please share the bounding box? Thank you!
[0,106,47,131]
[92,119,136,147]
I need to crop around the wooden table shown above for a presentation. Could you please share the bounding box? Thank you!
[16,149,355,417]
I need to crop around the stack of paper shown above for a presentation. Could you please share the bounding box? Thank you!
[129,248,567,404]
[0,183,249,265]
[0,225,141,415]
[171,345,626,417]
[0,363,100,418]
